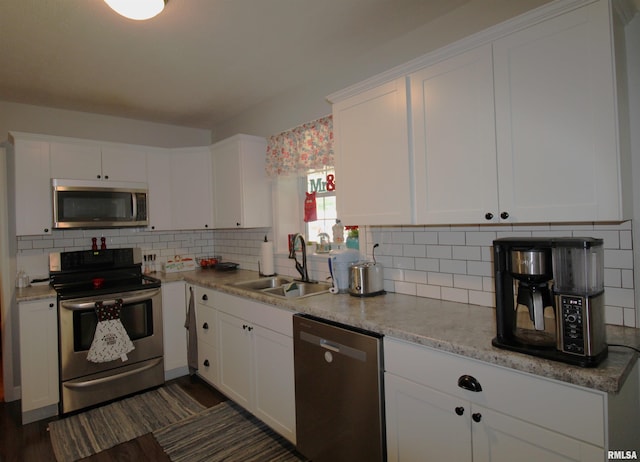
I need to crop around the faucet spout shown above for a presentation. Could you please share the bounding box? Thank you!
[289,233,310,282]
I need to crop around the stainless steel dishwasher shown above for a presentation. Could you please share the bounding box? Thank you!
[293,314,385,462]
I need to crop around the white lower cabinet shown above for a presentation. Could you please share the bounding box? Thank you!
[383,338,625,462]
[161,281,189,380]
[195,286,219,386]
[19,298,59,423]
[194,287,296,443]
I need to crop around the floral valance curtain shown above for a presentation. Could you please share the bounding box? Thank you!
[266,115,333,177]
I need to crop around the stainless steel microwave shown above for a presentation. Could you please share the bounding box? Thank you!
[52,179,149,228]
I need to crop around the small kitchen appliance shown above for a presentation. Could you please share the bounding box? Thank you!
[349,243,385,297]
[328,248,360,293]
[493,237,607,367]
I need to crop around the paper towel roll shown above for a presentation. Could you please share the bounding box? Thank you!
[260,240,275,276]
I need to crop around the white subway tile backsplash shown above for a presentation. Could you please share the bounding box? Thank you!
[417,284,441,299]
[439,259,467,274]
[605,250,634,269]
[367,222,636,327]
[452,246,482,261]
[403,244,426,258]
[426,245,452,259]
[438,231,466,245]
[17,222,636,327]
[454,274,483,291]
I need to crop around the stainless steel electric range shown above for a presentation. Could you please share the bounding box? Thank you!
[49,248,164,414]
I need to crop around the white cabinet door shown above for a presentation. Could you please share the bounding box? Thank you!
[493,0,626,222]
[385,373,471,462]
[146,148,173,231]
[19,298,59,421]
[472,404,603,462]
[100,145,147,182]
[211,134,271,229]
[252,324,296,443]
[170,147,213,230]
[411,45,499,224]
[50,140,147,182]
[217,310,252,409]
[50,140,102,180]
[10,137,53,235]
[333,76,413,225]
[161,281,188,380]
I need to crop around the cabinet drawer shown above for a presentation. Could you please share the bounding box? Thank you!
[195,304,216,346]
[384,337,605,446]
[197,340,218,386]
[195,286,216,308]
[213,291,293,337]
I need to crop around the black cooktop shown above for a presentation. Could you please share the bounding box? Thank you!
[50,248,161,299]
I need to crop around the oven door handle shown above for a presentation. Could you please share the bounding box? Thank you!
[63,357,164,389]
[60,288,161,311]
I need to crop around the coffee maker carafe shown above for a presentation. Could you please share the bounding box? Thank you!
[493,237,607,367]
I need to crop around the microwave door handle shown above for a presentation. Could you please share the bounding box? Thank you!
[132,193,138,220]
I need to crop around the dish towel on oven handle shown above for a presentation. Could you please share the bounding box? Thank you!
[184,286,198,375]
[87,299,135,363]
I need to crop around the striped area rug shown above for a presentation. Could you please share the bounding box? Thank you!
[49,384,206,461]
[154,401,307,462]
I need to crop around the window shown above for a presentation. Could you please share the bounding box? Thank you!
[305,167,336,243]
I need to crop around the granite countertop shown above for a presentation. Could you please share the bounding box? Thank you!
[17,268,640,394]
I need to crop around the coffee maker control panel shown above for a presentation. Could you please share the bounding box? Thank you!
[558,295,585,355]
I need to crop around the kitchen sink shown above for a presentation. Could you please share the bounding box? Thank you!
[262,281,332,299]
[232,277,332,299]
[232,276,294,291]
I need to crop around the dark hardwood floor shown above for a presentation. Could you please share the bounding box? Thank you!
[0,375,228,462]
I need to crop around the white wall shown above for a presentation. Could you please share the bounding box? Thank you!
[0,101,211,147]
[212,0,551,139]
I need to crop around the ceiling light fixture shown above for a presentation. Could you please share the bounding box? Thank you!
[104,0,167,21]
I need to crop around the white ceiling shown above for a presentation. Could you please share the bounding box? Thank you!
[1,0,637,131]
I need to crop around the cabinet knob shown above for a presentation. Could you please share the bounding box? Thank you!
[49,303,55,308]
[472,413,482,423]
[455,406,464,416]
[205,224,209,228]
[484,212,493,220]
[236,222,241,227]
[202,294,208,301]
[203,359,210,367]
[104,175,109,179]
[44,228,50,233]
[202,322,209,330]
[458,375,483,392]
[151,226,155,230]
[500,211,509,219]
[97,174,101,179]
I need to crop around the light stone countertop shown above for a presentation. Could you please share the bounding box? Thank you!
[17,268,639,394]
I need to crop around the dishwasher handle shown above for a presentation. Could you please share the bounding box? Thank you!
[299,330,367,362]
[320,339,340,352]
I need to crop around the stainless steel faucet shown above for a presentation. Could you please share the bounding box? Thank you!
[289,233,310,282]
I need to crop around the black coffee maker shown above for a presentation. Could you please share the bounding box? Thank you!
[493,237,607,367]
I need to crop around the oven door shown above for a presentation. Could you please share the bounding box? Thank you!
[59,287,163,382]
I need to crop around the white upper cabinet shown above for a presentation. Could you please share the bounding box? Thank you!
[329,0,631,226]
[50,140,147,183]
[492,0,630,223]
[332,77,413,225]
[170,146,213,230]
[146,147,173,231]
[411,44,499,224]
[8,134,53,235]
[211,134,272,229]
